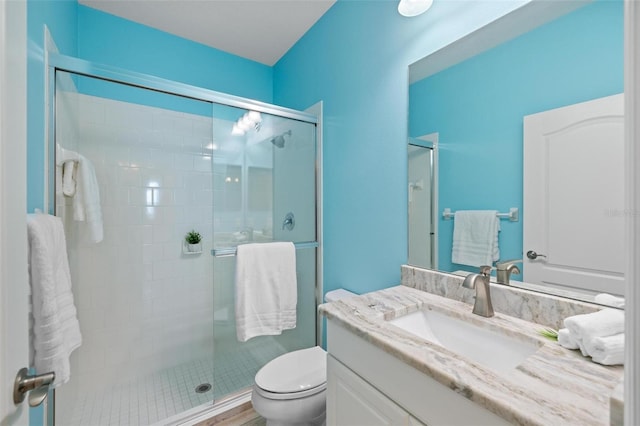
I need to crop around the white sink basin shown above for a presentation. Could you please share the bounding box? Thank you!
[389,309,540,375]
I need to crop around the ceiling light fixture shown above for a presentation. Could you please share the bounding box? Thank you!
[398,0,433,17]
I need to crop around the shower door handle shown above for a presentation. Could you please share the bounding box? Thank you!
[13,367,55,407]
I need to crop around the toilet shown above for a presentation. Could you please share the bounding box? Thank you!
[251,289,356,426]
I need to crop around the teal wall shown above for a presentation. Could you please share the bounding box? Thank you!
[26,0,543,353]
[273,0,527,299]
[28,0,528,298]
[76,5,273,103]
[408,0,623,274]
[27,0,78,213]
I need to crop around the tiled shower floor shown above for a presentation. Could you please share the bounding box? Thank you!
[61,339,287,426]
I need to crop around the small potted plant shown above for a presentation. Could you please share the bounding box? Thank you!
[185,230,202,253]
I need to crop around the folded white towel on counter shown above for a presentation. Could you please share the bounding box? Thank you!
[451,210,500,267]
[27,213,82,388]
[593,293,625,308]
[584,333,624,366]
[235,242,297,342]
[558,328,580,350]
[563,308,625,342]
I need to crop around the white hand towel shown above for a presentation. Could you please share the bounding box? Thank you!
[235,242,297,342]
[594,293,625,308]
[584,333,624,366]
[62,160,77,197]
[27,214,82,388]
[451,210,500,267]
[563,308,625,343]
[558,328,580,350]
[73,154,103,243]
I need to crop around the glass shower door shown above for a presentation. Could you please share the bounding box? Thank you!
[211,103,317,400]
[53,70,217,425]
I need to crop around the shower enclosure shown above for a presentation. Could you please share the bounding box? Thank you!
[49,55,319,425]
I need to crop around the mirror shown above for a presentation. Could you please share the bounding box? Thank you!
[407,0,625,307]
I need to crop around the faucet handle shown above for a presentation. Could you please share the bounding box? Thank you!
[496,259,523,269]
[479,265,492,276]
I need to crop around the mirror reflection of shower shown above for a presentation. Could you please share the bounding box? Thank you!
[270,130,292,149]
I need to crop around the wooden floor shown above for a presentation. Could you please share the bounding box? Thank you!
[195,402,266,426]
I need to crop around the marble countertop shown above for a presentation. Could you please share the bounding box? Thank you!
[319,285,623,426]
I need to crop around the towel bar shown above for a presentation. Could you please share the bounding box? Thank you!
[442,208,519,222]
[211,241,319,257]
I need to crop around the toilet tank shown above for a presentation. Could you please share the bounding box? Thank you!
[324,289,357,303]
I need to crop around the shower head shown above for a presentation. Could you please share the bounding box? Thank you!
[270,130,292,148]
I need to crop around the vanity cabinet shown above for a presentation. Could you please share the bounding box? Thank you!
[327,354,424,426]
[326,319,510,426]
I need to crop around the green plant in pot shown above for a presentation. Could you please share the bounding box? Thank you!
[185,230,202,252]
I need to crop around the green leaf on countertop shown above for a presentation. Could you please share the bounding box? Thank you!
[537,327,559,341]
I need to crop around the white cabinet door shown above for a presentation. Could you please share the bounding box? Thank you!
[327,355,411,426]
[523,93,625,296]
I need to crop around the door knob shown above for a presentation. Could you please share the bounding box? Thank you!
[13,367,55,407]
[526,250,547,260]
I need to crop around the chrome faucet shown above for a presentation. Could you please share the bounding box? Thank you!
[495,259,522,285]
[462,266,494,317]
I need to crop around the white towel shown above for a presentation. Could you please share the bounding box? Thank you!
[73,154,103,243]
[451,210,500,267]
[61,160,77,197]
[558,328,580,350]
[562,308,624,358]
[563,308,625,342]
[584,333,625,366]
[235,242,297,342]
[27,213,82,388]
[594,293,625,308]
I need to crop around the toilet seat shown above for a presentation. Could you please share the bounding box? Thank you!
[254,346,327,400]
[254,382,326,400]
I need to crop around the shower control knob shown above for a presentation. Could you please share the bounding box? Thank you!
[526,250,547,260]
[282,212,295,231]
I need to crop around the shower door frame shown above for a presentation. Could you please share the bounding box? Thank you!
[46,52,322,424]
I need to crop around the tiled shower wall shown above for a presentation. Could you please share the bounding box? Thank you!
[57,91,216,395]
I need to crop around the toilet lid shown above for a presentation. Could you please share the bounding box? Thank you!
[255,346,326,393]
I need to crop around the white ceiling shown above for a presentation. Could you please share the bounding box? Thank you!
[79,0,337,66]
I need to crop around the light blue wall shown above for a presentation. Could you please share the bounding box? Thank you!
[27,0,544,352]
[409,0,623,274]
[77,5,273,103]
[27,0,78,213]
[273,0,529,299]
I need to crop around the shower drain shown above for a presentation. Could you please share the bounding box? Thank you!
[195,383,212,393]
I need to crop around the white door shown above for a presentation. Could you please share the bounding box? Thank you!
[523,93,625,296]
[0,0,30,424]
